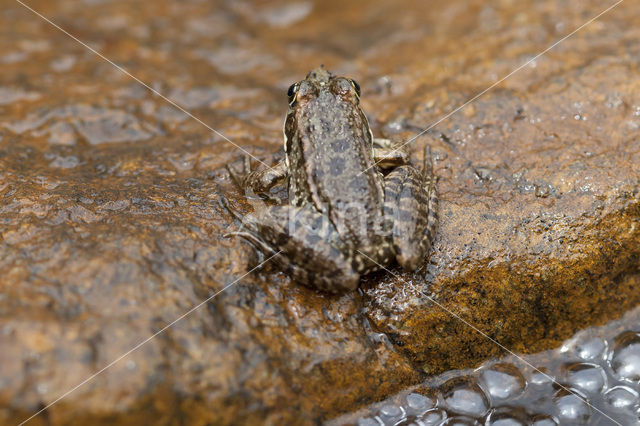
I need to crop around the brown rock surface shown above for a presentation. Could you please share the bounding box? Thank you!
[1,0,639,424]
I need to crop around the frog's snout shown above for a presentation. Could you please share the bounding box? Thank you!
[306,67,332,83]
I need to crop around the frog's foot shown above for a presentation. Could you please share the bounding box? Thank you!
[373,138,409,169]
[383,149,438,271]
[226,156,287,203]
[421,145,439,194]
[229,205,360,293]
[218,195,245,223]
[225,155,250,190]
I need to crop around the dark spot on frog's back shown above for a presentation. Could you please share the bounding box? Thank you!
[350,176,369,195]
[310,214,324,231]
[330,138,349,153]
[329,157,345,175]
[305,231,322,245]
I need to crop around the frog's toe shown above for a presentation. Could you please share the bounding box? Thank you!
[243,155,253,173]
[396,251,424,271]
[225,155,260,189]
[218,195,246,223]
[225,163,244,189]
[225,231,276,255]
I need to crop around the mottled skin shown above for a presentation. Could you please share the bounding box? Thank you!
[228,68,437,292]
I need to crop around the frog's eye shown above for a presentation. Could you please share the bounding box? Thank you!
[349,79,361,98]
[287,82,298,97]
[287,82,300,106]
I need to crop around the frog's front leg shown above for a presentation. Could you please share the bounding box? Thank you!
[227,156,288,194]
[383,157,438,270]
[229,204,360,293]
[373,138,409,169]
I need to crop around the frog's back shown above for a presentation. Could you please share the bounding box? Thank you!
[288,85,386,247]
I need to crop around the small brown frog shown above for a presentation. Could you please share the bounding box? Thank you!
[227,67,437,292]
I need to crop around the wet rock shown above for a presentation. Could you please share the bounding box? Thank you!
[0,86,40,105]
[363,14,640,376]
[5,104,154,145]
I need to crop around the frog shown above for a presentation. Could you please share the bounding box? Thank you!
[225,67,438,293]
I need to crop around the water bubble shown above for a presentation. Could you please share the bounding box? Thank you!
[604,385,639,409]
[573,337,607,360]
[610,331,640,382]
[357,417,381,426]
[440,377,489,417]
[530,369,554,387]
[530,414,558,426]
[553,389,591,424]
[405,392,435,416]
[36,383,49,395]
[480,363,526,401]
[485,418,524,426]
[378,404,404,424]
[419,408,447,425]
[562,363,607,394]
[440,416,479,425]
[484,406,528,425]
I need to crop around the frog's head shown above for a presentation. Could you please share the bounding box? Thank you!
[287,67,361,109]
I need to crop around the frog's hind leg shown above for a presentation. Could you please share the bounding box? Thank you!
[227,205,360,293]
[383,148,438,271]
[373,138,409,169]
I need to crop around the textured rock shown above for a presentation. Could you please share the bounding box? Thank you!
[363,12,640,374]
[1,0,640,424]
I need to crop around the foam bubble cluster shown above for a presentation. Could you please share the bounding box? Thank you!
[336,322,640,425]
